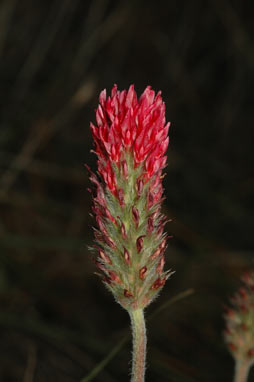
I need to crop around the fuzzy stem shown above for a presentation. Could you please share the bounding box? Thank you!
[129,309,147,382]
[233,359,252,382]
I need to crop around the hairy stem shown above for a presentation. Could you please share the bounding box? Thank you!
[129,309,147,382]
[233,359,252,382]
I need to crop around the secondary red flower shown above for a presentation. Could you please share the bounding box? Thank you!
[224,271,254,367]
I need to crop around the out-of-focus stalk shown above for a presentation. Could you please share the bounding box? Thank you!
[224,271,254,382]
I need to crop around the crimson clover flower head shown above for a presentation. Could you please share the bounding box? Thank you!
[224,271,254,365]
[87,84,173,311]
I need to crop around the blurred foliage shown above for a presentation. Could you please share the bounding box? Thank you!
[0,0,253,381]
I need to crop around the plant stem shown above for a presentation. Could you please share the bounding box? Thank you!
[233,359,251,382]
[129,308,147,382]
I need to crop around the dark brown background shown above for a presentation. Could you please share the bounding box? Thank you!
[0,0,253,381]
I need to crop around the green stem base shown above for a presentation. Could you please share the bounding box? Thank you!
[234,359,252,382]
[129,309,147,382]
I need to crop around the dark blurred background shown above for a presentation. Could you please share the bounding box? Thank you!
[0,0,253,381]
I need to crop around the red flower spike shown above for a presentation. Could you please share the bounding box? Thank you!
[88,84,172,311]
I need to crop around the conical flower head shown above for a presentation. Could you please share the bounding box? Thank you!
[88,84,173,311]
[224,271,254,366]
